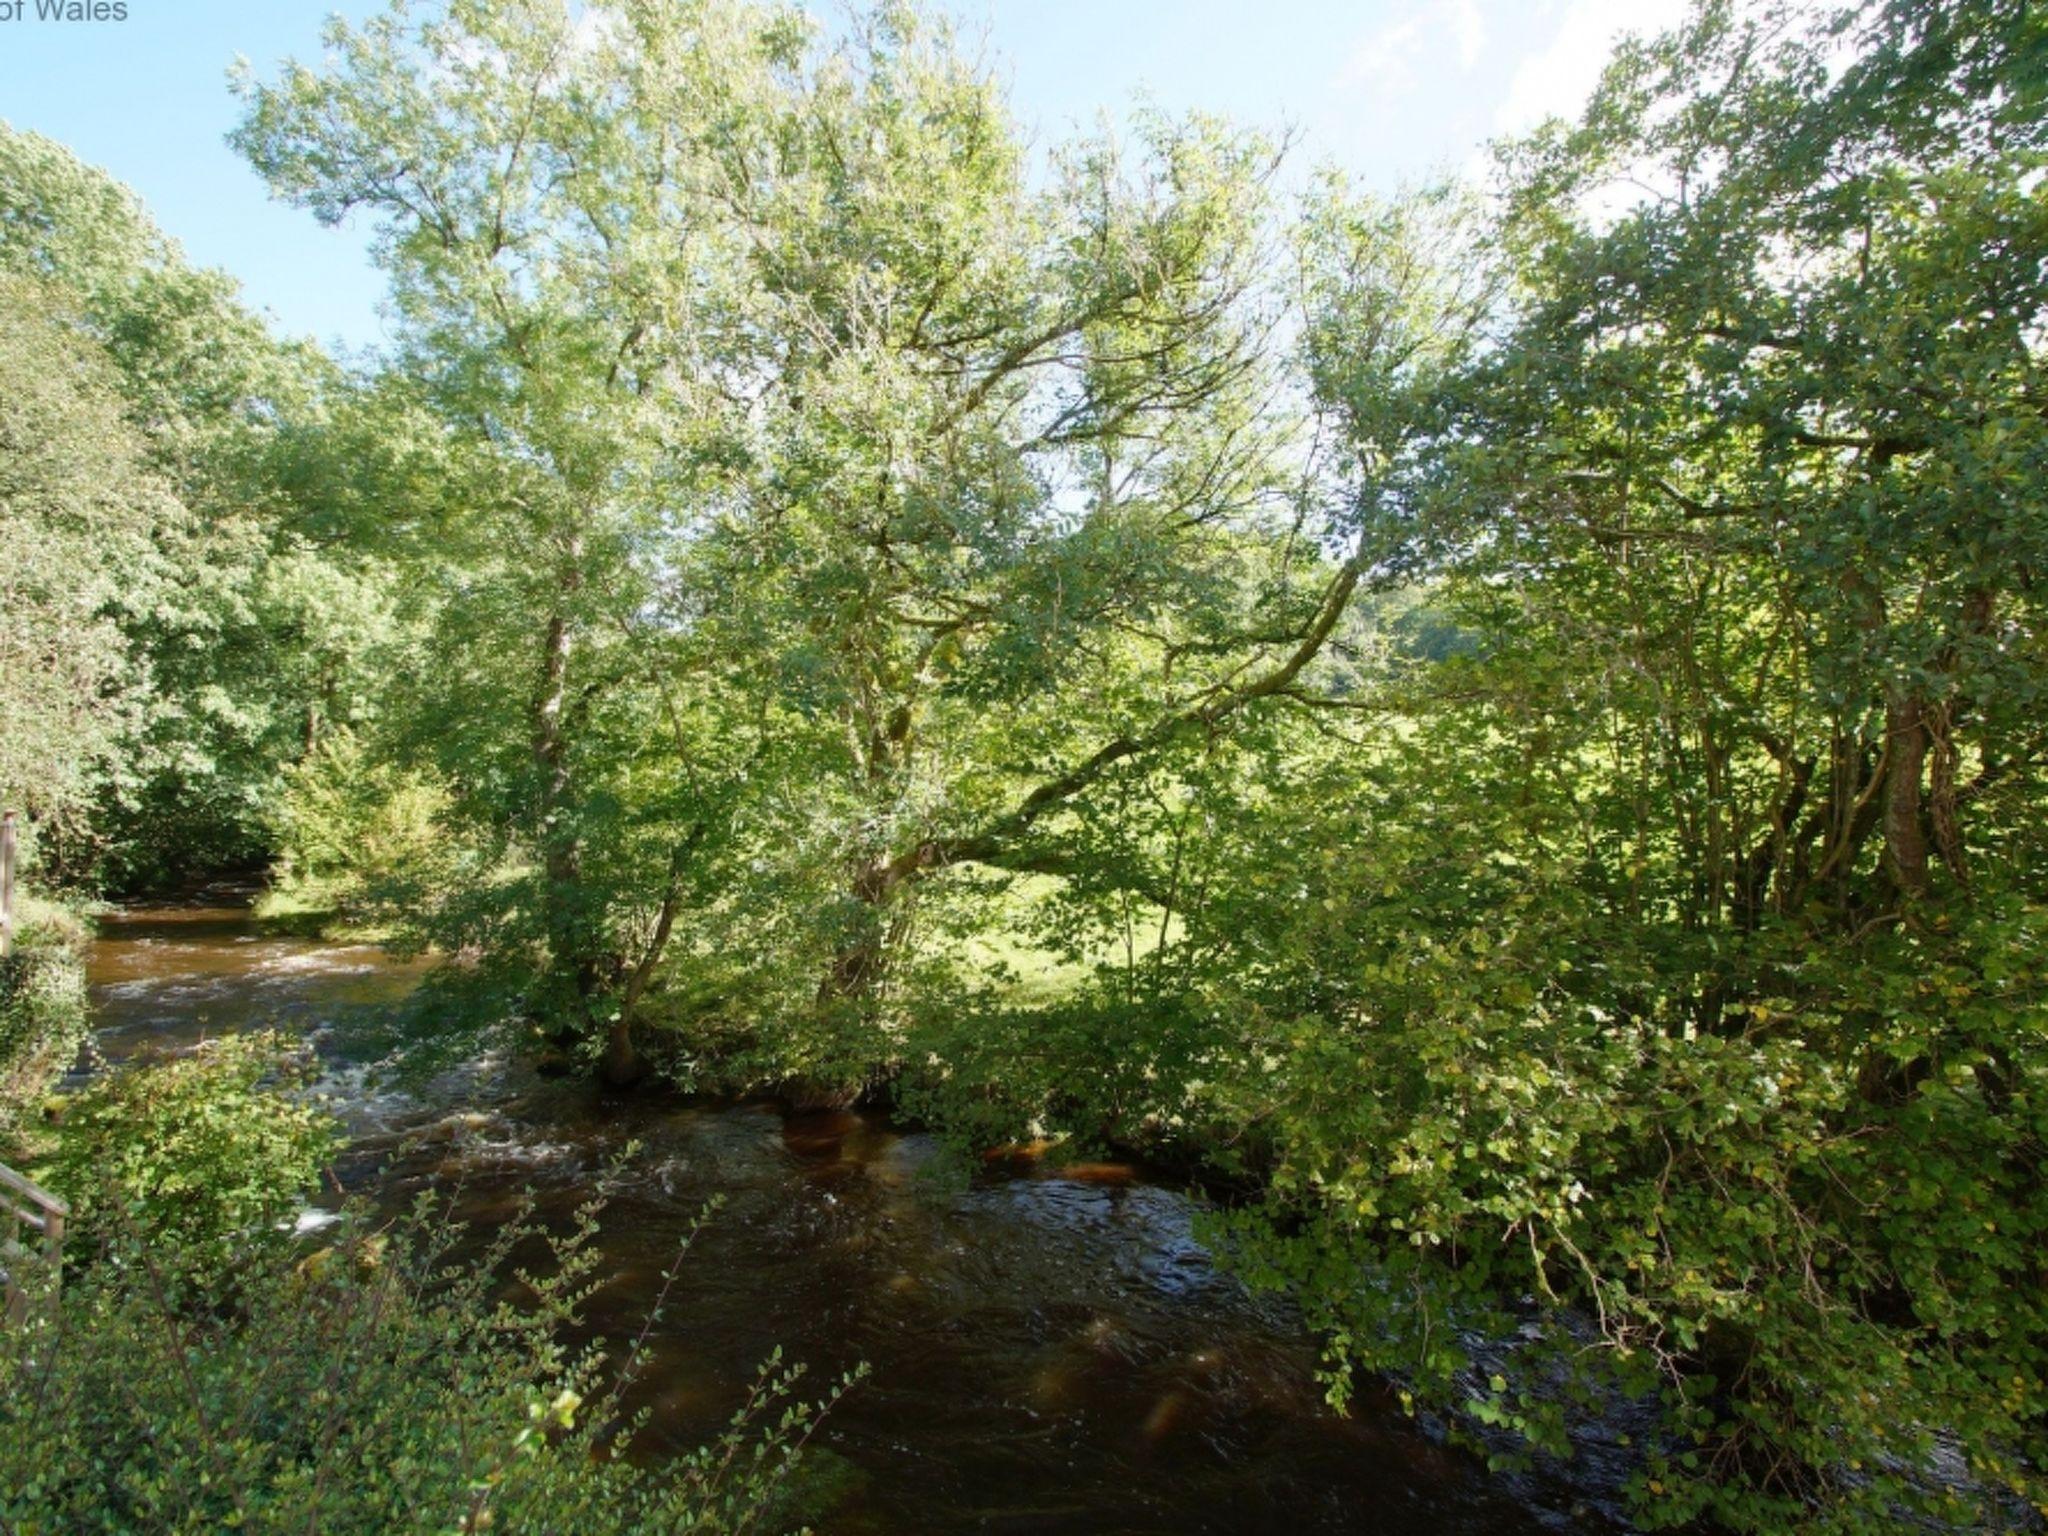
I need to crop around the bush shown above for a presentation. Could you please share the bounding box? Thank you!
[10,1045,857,1532]
[0,1188,856,1534]
[0,893,90,1149]
[259,727,453,935]
[35,1032,338,1273]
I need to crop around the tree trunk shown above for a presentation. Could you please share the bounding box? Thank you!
[530,582,624,1087]
[1882,688,1931,901]
[1928,589,1995,886]
[819,860,901,1012]
[601,1013,644,1088]
[602,839,695,1092]
[532,605,588,980]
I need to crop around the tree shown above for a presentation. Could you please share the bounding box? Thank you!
[1178,3,2048,1529]
[233,0,805,1082]
[652,11,1475,1098]
[0,272,173,838]
[0,124,394,887]
[1461,0,2048,924]
[234,0,1402,1092]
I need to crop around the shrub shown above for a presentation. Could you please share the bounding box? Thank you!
[259,727,453,935]
[0,893,91,1149]
[0,1188,856,1534]
[35,1031,338,1273]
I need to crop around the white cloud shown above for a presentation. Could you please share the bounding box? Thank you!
[1447,0,1487,69]
[1492,0,1689,134]
[1344,14,1423,84]
[1342,0,1488,90]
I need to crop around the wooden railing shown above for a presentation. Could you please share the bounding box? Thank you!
[0,1161,66,1324]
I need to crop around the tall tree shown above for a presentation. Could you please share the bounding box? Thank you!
[669,11,1427,1081]
[236,0,1402,1089]
[234,0,798,1081]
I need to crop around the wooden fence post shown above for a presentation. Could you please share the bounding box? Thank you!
[0,1162,67,1325]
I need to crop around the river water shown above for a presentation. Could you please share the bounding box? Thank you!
[85,886,1589,1536]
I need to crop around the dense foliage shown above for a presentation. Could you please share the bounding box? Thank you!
[1111,7,2048,1533]
[3,0,2043,1529]
[35,1033,338,1273]
[0,124,405,887]
[0,894,89,1150]
[2,1046,848,1535]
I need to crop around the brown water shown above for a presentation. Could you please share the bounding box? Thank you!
[86,886,1589,1536]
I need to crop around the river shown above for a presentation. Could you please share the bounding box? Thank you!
[85,884,1598,1535]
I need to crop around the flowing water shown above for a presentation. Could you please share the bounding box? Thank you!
[85,885,1597,1536]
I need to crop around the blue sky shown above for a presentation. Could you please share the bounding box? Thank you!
[0,0,1682,352]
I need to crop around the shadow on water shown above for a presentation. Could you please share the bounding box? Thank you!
[84,883,1607,1536]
